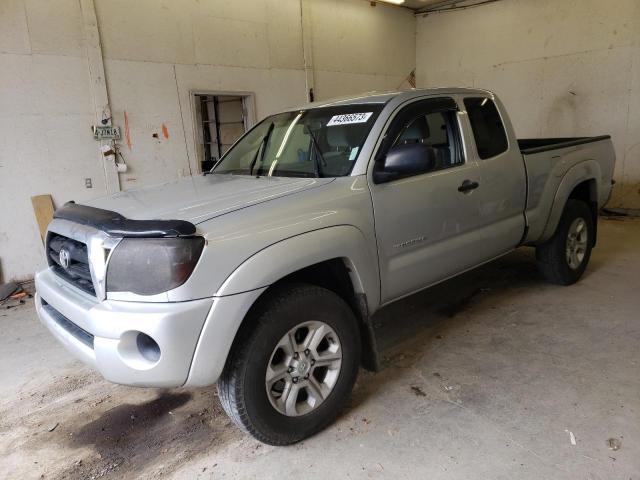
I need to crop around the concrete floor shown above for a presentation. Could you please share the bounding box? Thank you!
[1,217,639,480]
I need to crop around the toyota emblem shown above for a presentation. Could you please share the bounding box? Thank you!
[59,248,71,269]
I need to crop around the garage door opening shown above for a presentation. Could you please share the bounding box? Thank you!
[193,93,254,172]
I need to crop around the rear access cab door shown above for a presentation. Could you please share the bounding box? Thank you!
[461,95,527,255]
[368,94,527,304]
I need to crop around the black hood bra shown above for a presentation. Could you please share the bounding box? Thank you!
[53,202,197,238]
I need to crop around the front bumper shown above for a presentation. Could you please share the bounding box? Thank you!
[35,268,213,387]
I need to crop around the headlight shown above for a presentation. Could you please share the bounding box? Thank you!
[106,237,205,295]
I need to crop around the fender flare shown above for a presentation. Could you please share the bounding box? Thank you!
[539,160,600,244]
[215,225,381,311]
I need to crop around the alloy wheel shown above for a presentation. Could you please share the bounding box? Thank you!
[265,321,342,416]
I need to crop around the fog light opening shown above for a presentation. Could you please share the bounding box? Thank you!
[136,333,161,363]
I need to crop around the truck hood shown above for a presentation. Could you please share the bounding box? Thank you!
[85,174,334,225]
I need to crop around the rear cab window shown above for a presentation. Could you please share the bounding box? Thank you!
[463,97,508,159]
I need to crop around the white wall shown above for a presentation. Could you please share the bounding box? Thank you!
[309,0,416,98]
[95,0,415,186]
[416,0,640,209]
[95,0,309,187]
[0,0,107,282]
[0,0,415,282]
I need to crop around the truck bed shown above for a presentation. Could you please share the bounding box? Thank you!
[518,136,611,155]
[518,135,615,246]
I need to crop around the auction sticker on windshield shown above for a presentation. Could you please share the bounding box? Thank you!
[327,112,373,126]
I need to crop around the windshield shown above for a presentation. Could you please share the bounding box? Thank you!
[212,105,383,178]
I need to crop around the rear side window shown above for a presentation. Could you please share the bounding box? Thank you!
[464,97,508,159]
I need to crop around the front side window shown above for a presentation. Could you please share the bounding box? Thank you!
[463,97,508,159]
[371,97,464,183]
[391,110,463,170]
[213,105,383,178]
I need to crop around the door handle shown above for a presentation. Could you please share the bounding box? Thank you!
[458,180,479,193]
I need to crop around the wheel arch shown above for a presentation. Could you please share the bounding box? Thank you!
[539,161,600,245]
[265,258,380,372]
[215,226,380,307]
[216,226,381,372]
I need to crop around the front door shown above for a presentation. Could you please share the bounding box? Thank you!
[369,97,486,303]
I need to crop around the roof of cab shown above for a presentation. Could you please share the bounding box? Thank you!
[288,87,495,111]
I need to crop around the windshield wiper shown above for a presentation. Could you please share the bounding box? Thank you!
[249,122,274,177]
[305,127,327,178]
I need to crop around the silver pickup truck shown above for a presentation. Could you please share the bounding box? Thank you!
[35,88,615,445]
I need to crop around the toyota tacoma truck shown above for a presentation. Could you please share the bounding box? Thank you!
[35,88,615,445]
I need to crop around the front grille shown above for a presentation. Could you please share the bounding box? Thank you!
[46,233,95,296]
[41,299,94,349]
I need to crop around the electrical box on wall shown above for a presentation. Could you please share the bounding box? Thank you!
[92,125,121,140]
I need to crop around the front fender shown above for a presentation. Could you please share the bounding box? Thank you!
[215,225,381,312]
[185,226,381,386]
[538,160,600,243]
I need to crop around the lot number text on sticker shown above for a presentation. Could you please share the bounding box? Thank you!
[327,112,373,126]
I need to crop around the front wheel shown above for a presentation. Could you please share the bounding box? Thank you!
[536,199,594,285]
[217,283,361,445]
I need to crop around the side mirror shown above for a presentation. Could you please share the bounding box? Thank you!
[373,143,437,183]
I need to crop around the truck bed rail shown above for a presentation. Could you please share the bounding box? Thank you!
[518,136,611,155]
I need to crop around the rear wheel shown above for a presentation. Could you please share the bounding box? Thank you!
[536,199,594,285]
[217,283,360,445]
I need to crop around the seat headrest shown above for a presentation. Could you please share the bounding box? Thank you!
[399,116,430,144]
[326,126,350,147]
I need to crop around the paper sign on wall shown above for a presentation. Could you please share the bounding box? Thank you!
[93,125,121,140]
[327,112,373,126]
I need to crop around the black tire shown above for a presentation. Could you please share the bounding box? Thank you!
[536,199,594,285]
[217,283,361,445]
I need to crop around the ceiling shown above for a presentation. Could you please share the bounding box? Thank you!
[375,0,492,13]
[401,0,449,8]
